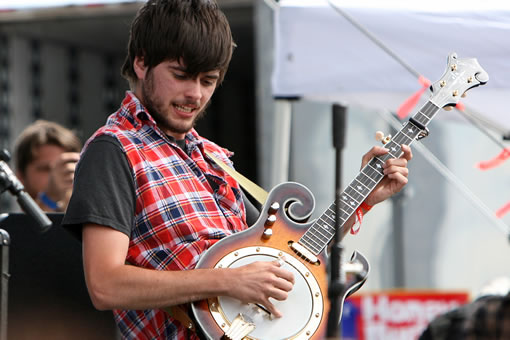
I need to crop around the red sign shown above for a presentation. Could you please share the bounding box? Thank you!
[340,290,470,339]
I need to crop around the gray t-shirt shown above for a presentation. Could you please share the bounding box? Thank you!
[62,135,260,240]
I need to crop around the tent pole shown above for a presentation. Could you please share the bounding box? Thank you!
[270,98,293,187]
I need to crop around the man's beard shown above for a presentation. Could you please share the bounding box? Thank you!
[141,69,209,136]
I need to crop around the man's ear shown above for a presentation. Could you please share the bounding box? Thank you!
[133,56,147,80]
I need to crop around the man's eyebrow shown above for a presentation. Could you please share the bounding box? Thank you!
[169,65,186,72]
[169,65,219,79]
[204,73,219,79]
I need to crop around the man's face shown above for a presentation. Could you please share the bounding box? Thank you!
[139,60,219,139]
[18,144,65,199]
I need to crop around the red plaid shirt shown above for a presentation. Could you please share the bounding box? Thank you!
[89,92,247,339]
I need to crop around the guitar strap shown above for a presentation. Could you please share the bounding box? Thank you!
[164,305,196,332]
[204,150,268,205]
[165,151,268,335]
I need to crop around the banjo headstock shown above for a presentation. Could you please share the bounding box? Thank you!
[429,52,489,109]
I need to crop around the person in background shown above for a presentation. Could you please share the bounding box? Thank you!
[14,119,82,212]
[419,277,510,339]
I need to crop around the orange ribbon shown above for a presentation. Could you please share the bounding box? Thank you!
[496,201,510,218]
[397,75,431,119]
[351,210,362,235]
[475,148,510,170]
[351,202,373,235]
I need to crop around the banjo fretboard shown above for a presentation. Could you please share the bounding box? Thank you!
[299,101,440,256]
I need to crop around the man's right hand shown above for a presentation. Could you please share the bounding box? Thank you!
[226,260,295,318]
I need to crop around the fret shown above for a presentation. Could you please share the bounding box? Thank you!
[325,205,336,217]
[368,157,385,173]
[315,214,333,228]
[318,214,334,226]
[385,141,402,158]
[412,101,440,127]
[414,104,433,124]
[364,164,384,182]
[402,122,421,140]
[393,132,412,146]
[340,195,358,213]
[340,210,350,223]
[323,210,336,226]
[352,179,371,196]
[310,229,334,246]
[301,234,322,253]
[299,229,333,254]
[345,185,366,203]
[319,219,335,232]
[321,224,335,241]
[343,189,362,204]
[322,206,335,221]
[334,202,350,223]
[299,235,316,250]
[313,224,334,239]
[413,110,431,126]
[379,153,393,163]
[356,172,377,187]
[307,227,330,244]
[421,101,440,120]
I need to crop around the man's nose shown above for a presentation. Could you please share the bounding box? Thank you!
[183,78,202,101]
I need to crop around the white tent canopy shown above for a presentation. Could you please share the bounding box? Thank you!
[269,0,510,300]
[273,0,510,130]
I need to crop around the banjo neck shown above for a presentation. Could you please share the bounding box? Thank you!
[299,100,439,255]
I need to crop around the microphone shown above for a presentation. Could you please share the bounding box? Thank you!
[0,149,52,232]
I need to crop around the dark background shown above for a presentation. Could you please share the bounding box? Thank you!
[0,213,117,339]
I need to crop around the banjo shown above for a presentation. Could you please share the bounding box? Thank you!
[191,53,488,340]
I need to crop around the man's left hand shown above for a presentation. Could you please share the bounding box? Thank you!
[363,144,412,206]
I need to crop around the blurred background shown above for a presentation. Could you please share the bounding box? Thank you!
[0,0,509,339]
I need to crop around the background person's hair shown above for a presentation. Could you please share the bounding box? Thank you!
[14,120,82,175]
[121,0,235,87]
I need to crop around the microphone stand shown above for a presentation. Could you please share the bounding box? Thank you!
[326,103,348,339]
[0,149,52,340]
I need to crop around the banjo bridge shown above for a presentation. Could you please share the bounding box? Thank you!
[289,241,320,265]
[222,314,256,340]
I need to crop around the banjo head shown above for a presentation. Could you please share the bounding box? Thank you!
[206,246,324,340]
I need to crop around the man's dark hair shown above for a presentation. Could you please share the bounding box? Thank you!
[121,0,235,86]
